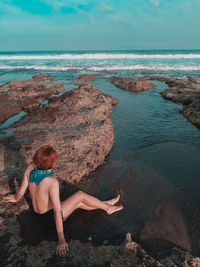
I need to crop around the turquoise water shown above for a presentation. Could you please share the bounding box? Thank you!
[1,50,200,256]
[1,50,200,77]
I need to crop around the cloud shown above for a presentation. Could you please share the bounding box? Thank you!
[41,0,92,10]
[99,3,114,12]
[149,0,160,6]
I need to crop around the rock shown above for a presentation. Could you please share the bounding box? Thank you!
[160,87,197,105]
[182,97,200,128]
[161,247,200,267]
[73,74,98,85]
[148,76,199,89]
[125,233,139,250]
[0,74,64,124]
[2,85,118,183]
[160,77,200,128]
[1,225,199,267]
[0,217,5,225]
[141,201,192,252]
[112,77,155,92]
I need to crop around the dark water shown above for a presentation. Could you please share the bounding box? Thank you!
[1,68,200,258]
[62,78,200,258]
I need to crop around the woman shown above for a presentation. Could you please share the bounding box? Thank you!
[4,145,123,256]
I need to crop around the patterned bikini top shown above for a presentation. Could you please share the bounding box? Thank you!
[29,167,54,186]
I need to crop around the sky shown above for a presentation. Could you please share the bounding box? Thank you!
[0,0,199,51]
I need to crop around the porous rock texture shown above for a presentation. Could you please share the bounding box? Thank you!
[0,74,64,124]
[73,74,98,85]
[112,77,155,92]
[158,76,200,128]
[0,223,199,267]
[1,84,118,184]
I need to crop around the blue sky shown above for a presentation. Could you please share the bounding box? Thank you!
[0,0,199,51]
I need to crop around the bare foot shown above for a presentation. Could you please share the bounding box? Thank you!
[104,194,120,206]
[107,204,123,215]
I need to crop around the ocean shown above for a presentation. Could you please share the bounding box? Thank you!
[0,49,200,73]
[0,50,200,257]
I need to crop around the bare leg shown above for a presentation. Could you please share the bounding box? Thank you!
[104,194,120,206]
[61,191,123,221]
[78,194,121,211]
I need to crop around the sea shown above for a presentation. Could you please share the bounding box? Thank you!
[0,50,200,257]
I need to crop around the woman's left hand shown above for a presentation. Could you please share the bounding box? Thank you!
[3,194,18,203]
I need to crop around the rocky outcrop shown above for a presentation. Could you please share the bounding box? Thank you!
[0,220,199,267]
[112,77,155,92]
[159,77,200,128]
[0,74,64,124]
[148,76,199,89]
[1,84,118,185]
[73,74,97,85]
[161,87,197,105]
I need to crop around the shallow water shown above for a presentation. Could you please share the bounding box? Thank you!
[1,67,200,257]
[68,77,200,257]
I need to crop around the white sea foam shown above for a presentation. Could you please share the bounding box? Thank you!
[1,53,200,60]
[88,65,200,71]
[0,64,200,71]
[0,65,82,71]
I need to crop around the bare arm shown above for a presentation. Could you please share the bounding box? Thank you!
[49,180,68,256]
[4,164,34,203]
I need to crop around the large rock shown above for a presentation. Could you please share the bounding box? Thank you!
[73,74,98,85]
[148,76,199,89]
[160,77,200,128]
[0,222,199,267]
[160,87,197,105]
[112,77,155,92]
[0,74,64,124]
[141,201,191,252]
[2,85,118,184]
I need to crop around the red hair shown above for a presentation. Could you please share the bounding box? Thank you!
[33,145,58,170]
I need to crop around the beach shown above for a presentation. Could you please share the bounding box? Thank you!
[0,50,200,266]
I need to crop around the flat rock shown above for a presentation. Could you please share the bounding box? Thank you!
[73,74,97,85]
[160,87,197,105]
[2,85,118,184]
[148,76,199,89]
[0,224,199,267]
[112,77,155,92]
[0,74,64,124]
[160,77,200,128]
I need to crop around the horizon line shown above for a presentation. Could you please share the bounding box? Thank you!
[0,48,200,53]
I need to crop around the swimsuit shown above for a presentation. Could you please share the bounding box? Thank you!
[29,167,54,185]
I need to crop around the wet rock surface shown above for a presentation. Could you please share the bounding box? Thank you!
[157,76,200,128]
[0,223,199,267]
[73,74,98,85]
[148,76,200,89]
[1,84,118,183]
[112,77,155,92]
[0,74,64,124]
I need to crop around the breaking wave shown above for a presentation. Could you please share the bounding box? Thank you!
[1,53,200,60]
[0,64,200,71]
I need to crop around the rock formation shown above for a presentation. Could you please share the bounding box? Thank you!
[73,74,98,85]
[0,74,64,124]
[112,77,155,92]
[0,222,199,267]
[1,84,118,184]
[158,76,200,128]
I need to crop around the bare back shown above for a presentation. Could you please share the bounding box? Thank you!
[27,165,58,213]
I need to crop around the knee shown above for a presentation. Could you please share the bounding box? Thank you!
[76,190,85,201]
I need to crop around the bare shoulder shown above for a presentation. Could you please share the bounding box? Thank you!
[49,176,59,187]
[48,177,59,196]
